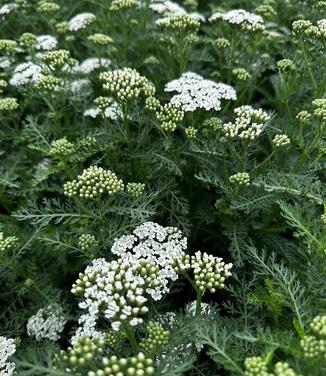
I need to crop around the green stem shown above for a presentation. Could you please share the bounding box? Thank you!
[124,324,139,354]
[300,39,317,92]
[195,290,204,316]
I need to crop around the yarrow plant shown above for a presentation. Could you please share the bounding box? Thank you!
[0,0,325,375]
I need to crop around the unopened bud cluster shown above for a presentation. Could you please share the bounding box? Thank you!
[292,19,326,40]
[54,336,106,373]
[155,103,184,133]
[274,362,299,376]
[222,106,270,140]
[273,134,290,147]
[88,33,113,45]
[127,182,145,197]
[296,110,311,125]
[0,232,18,252]
[244,356,269,376]
[232,68,251,81]
[301,315,326,361]
[41,49,72,69]
[100,68,155,103]
[0,39,17,53]
[173,251,232,293]
[140,322,169,355]
[277,59,297,72]
[156,14,200,33]
[229,172,250,186]
[50,138,75,156]
[35,75,61,92]
[37,1,60,14]
[109,0,139,11]
[145,96,161,112]
[88,352,154,376]
[214,37,231,49]
[0,97,18,112]
[312,98,326,122]
[78,234,98,252]
[64,166,124,198]
[185,126,197,139]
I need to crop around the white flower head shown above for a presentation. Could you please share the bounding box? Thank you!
[0,336,16,376]
[165,72,236,112]
[69,78,91,94]
[36,35,58,51]
[26,304,67,342]
[73,58,111,74]
[68,12,96,31]
[209,9,265,31]
[9,62,44,87]
[0,3,19,17]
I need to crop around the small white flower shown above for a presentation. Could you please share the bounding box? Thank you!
[36,35,58,51]
[9,62,44,87]
[209,9,265,31]
[0,336,16,376]
[68,12,96,31]
[26,305,67,342]
[165,72,236,112]
[73,57,111,74]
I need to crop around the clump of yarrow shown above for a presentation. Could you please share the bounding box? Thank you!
[26,304,67,341]
[209,9,265,31]
[0,336,16,376]
[71,222,231,338]
[164,72,236,112]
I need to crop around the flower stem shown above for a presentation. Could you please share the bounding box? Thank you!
[124,324,139,354]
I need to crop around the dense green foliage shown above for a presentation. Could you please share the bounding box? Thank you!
[0,0,325,375]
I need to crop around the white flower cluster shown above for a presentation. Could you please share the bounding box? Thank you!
[36,35,58,51]
[150,0,205,22]
[273,134,290,147]
[26,304,67,341]
[71,223,187,335]
[71,313,106,346]
[69,78,91,94]
[72,257,161,331]
[165,72,236,112]
[0,3,18,17]
[9,62,44,87]
[0,336,16,376]
[111,222,188,299]
[73,58,111,74]
[229,172,250,186]
[64,166,124,198]
[99,67,155,103]
[0,57,11,69]
[68,13,96,31]
[222,106,270,140]
[209,9,265,31]
[84,101,122,120]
